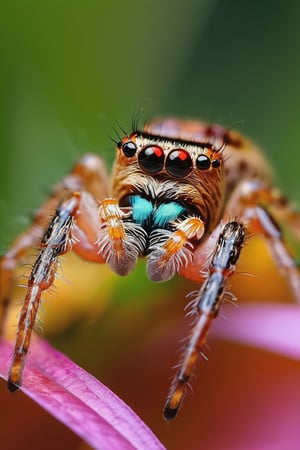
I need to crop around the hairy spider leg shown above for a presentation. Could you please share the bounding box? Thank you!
[0,154,109,335]
[8,193,81,390]
[226,179,300,302]
[163,221,246,420]
[261,187,300,241]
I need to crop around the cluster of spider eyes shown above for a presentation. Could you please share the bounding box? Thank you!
[121,140,220,178]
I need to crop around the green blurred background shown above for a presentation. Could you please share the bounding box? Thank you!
[1,1,300,449]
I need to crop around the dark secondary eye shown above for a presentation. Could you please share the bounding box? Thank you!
[212,159,221,168]
[196,154,211,170]
[138,145,164,173]
[165,149,193,178]
[122,141,137,157]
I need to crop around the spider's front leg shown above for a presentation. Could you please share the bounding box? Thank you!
[163,221,246,420]
[8,192,81,390]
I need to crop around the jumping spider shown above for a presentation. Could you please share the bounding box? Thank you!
[1,117,299,420]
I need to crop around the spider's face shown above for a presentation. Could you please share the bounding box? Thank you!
[111,129,226,233]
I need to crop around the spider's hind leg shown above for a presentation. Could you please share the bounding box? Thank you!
[227,179,300,302]
[164,221,246,420]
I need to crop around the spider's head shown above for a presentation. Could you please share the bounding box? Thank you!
[110,119,226,233]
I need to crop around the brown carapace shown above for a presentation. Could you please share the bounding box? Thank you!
[1,117,299,420]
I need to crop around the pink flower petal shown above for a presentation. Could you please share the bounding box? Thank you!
[0,338,165,450]
[214,302,300,360]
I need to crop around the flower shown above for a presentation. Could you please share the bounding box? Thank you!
[0,337,165,450]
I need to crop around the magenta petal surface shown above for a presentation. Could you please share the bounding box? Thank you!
[0,338,165,450]
[214,302,300,360]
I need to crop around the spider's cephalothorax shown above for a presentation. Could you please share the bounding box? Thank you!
[1,117,299,420]
[106,127,225,281]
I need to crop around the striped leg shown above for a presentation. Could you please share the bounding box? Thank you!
[163,221,246,420]
[8,193,81,390]
[97,199,147,276]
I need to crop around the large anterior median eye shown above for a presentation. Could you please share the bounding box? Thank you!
[138,145,164,173]
[165,149,193,178]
